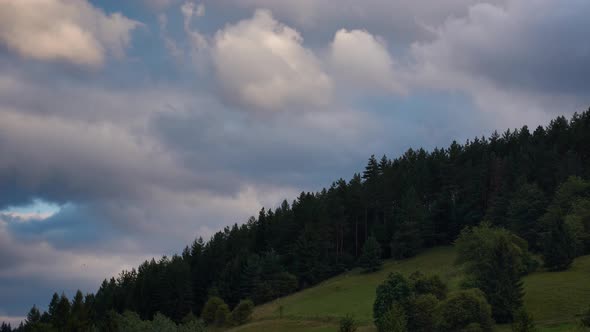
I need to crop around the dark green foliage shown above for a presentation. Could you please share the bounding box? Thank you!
[437,289,494,332]
[541,177,590,270]
[200,297,225,325]
[581,305,590,328]
[373,273,412,328]
[214,303,230,327]
[177,319,206,332]
[507,183,547,251]
[391,188,426,259]
[379,304,407,332]
[455,224,526,322]
[359,235,382,273]
[230,299,254,326]
[0,323,12,332]
[542,219,577,271]
[406,294,439,332]
[151,313,177,332]
[25,306,41,326]
[409,271,448,300]
[338,314,358,332]
[53,293,71,331]
[511,308,537,332]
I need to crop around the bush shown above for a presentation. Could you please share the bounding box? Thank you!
[214,303,230,327]
[231,299,254,326]
[151,313,177,332]
[437,289,494,332]
[201,297,226,324]
[178,319,206,332]
[410,271,448,300]
[114,311,150,332]
[338,314,358,332]
[511,308,537,332]
[373,273,412,328]
[581,305,590,327]
[461,323,484,332]
[379,304,407,332]
[406,294,439,332]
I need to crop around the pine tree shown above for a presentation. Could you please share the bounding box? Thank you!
[54,293,71,331]
[359,236,382,272]
[506,183,547,251]
[542,219,577,271]
[69,290,89,331]
[24,305,41,329]
[455,224,526,323]
[48,293,60,325]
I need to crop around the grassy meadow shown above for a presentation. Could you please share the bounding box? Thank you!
[227,247,590,332]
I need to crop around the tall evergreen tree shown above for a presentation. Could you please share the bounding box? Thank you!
[455,224,526,323]
[506,182,547,251]
[359,235,382,273]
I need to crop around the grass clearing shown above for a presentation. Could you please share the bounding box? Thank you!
[228,247,590,331]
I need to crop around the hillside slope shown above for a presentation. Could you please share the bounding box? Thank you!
[229,247,590,332]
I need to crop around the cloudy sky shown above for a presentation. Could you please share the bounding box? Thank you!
[0,0,589,323]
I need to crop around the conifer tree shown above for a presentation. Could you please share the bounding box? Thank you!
[359,235,382,272]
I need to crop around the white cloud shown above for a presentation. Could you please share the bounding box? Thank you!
[0,0,140,66]
[211,9,332,112]
[329,29,404,94]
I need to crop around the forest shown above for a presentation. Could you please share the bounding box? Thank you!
[4,109,590,331]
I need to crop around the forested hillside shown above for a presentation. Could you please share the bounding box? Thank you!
[6,109,590,331]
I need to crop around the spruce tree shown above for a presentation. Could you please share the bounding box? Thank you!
[359,235,382,272]
[542,219,577,271]
[455,224,526,323]
[506,182,547,251]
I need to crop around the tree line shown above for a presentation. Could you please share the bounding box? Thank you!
[5,109,590,331]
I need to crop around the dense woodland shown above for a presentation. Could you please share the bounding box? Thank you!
[5,109,590,331]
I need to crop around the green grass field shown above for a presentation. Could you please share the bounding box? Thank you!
[228,247,590,332]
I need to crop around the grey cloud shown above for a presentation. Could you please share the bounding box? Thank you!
[412,0,590,95]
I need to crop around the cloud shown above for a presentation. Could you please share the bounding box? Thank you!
[329,29,404,94]
[214,0,507,44]
[0,0,140,66]
[144,0,176,10]
[211,10,332,112]
[407,0,590,126]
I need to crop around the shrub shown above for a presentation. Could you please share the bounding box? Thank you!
[406,294,439,332]
[114,311,150,332]
[379,304,407,332]
[511,308,537,332]
[178,319,206,332]
[200,297,225,324]
[214,303,230,327]
[461,323,484,332]
[437,289,494,332]
[581,305,590,327]
[151,313,177,332]
[231,299,254,326]
[338,314,358,332]
[410,271,448,300]
[373,273,412,328]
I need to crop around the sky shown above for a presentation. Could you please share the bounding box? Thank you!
[0,0,589,324]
